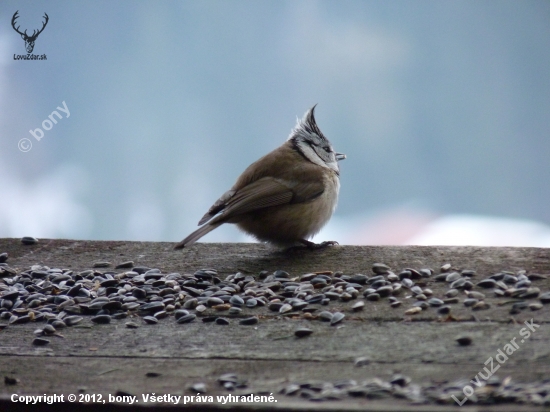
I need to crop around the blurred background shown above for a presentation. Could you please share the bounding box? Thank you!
[1,0,550,247]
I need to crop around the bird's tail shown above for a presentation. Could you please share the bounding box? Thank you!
[173,222,222,249]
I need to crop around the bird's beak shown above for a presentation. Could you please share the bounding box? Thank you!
[335,152,346,161]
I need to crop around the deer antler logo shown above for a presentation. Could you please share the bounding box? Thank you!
[11,11,49,54]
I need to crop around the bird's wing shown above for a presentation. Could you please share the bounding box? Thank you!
[198,189,235,225]
[200,177,324,225]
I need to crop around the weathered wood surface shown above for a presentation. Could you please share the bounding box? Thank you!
[1,239,549,411]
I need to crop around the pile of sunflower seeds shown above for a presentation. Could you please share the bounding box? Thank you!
[183,372,550,406]
[0,255,548,338]
[276,374,550,405]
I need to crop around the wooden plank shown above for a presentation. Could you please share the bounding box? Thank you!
[2,239,550,278]
[1,321,549,365]
[1,357,548,412]
[1,239,549,411]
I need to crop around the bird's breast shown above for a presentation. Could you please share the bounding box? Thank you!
[235,171,340,245]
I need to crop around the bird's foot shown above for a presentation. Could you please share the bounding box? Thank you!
[286,239,339,251]
[302,239,339,249]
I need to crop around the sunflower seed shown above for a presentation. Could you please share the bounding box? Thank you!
[456,336,472,346]
[477,279,497,288]
[463,298,479,307]
[245,298,258,308]
[445,272,461,282]
[64,316,83,326]
[32,337,50,346]
[280,303,293,314]
[445,289,459,298]
[190,383,207,393]
[472,301,490,310]
[518,287,540,299]
[529,303,543,311]
[268,302,284,312]
[539,292,550,303]
[428,298,444,307]
[115,261,134,269]
[440,263,452,272]
[91,315,111,324]
[372,263,391,274]
[295,328,313,338]
[21,237,39,245]
[510,302,528,314]
[352,301,365,311]
[404,307,422,315]
[438,305,451,314]
[319,311,333,322]
[239,316,259,325]
[330,312,345,325]
[450,278,467,289]
[366,293,380,301]
[176,314,196,324]
[229,295,244,307]
[215,317,230,325]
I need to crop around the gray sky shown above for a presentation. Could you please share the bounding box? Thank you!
[1,1,550,245]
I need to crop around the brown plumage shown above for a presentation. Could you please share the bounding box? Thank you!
[174,106,345,249]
